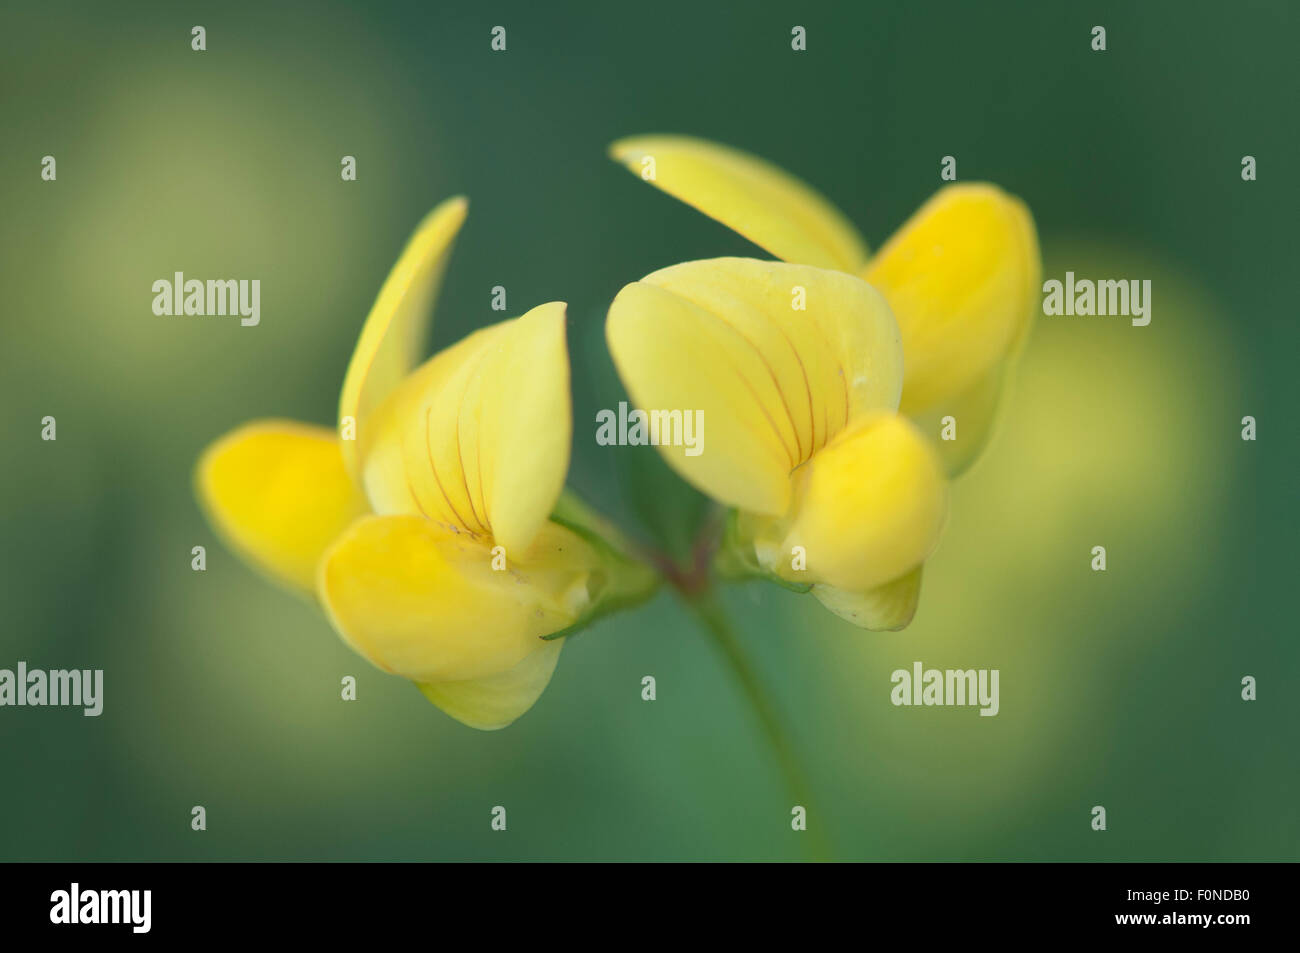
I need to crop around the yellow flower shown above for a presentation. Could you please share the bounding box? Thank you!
[609,134,1041,475]
[606,256,948,630]
[196,197,652,729]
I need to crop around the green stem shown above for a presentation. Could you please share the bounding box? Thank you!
[685,588,832,862]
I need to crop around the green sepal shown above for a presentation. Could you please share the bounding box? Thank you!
[542,490,661,640]
[713,509,812,593]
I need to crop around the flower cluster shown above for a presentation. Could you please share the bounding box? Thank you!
[196,136,1039,729]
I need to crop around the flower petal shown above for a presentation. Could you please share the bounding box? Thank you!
[862,183,1040,417]
[359,303,572,553]
[317,514,593,683]
[338,196,468,479]
[606,257,902,515]
[469,302,573,553]
[811,567,924,632]
[418,639,563,731]
[609,135,869,272]
[776,413,947,592]
[907,362,1009,477]
[195,420,370,593]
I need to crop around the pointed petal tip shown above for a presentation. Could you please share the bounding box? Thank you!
[812,566,925,632]
[524,300,569,324]
[605,134,868,272]
[339,195,471,477]
[608,134,667,163]
[417,639,564,731]
[430,193,469,219]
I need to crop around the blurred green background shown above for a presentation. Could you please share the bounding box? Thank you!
[2,0,1295,861]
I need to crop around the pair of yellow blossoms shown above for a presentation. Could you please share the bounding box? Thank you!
[197,135,1040,730]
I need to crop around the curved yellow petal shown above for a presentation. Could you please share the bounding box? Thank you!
[359,303,572,553]
[863,183,1040,417]
[338,196,469,479]
[606,258,902,515]
[907,362,1009,477]
[358,324,502,533]
[317,515,594,683]
[195,419,370,593]
[811,567,924,632]
[418,639,563,730]
[609,135,869,272]
[470,302,573,553]
[774,413,947,592]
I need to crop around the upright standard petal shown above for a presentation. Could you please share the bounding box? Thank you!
[196,420,370,592]
[862,184,1040,418]
[759,413,948,594]
[606,258,902,515]
[609,135,869,272]
[338,196,469,479]
[358,303,572,553]
[317,515,596,685]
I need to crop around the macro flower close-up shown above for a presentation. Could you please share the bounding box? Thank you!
[605,256,948,629]
[196,196,653,729]
[5,1,1287,883]
[609,135,1041,476]
[605,135,1041,627]
[195,144,1043,729]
